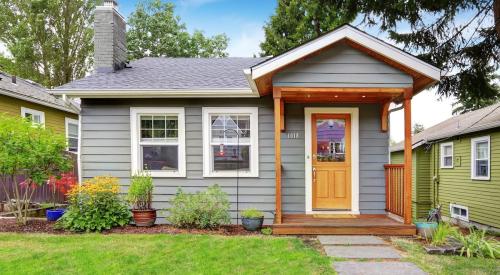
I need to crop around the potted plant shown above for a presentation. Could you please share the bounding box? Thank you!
[126,171,156,226]
[241,208,264,231]
[46,172,77,221]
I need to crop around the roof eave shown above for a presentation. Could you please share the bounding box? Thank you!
[51,88,259,98]
[250,25,441,83]
[0,88,79,114]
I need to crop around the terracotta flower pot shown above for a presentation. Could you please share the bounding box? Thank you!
[131,209,157,227]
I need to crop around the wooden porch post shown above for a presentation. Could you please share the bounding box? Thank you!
[273,88,282,224]
[403,90,413,224]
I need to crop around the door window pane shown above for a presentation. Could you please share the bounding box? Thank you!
[142,145,178,171]
[316,119,345,162]
[212,145,250,171]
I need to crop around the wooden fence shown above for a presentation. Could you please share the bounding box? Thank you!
[384,164,405,218]
[0,152,78,204]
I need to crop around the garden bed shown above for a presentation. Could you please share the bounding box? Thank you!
[0,219,267,236]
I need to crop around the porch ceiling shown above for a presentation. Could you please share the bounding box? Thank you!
[276,86,406,104]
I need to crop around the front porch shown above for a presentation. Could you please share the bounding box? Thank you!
[273,214,416,235]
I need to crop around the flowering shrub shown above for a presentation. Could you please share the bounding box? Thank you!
[168,185,230,229]
[56,176,131,232]
[48,172,77,205]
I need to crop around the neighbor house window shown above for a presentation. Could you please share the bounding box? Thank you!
[450,203,469,222]
[471,136,490,180]
[130,108,185,177]
[21,107,45,126]
[440,142,453,168]
[202,107,259,177]
[65,118,79,153]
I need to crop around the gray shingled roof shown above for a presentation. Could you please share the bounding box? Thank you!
[391,102,500,152]
[55,57,269,91]
[0,72,78,114]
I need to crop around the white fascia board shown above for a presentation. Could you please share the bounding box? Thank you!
[243,68,260,96]
[50,88,258,98]
[251,25,441,81]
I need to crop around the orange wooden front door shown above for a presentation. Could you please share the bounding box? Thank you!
[312,114,351,210]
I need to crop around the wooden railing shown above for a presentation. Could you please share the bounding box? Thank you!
[384,164,405,218]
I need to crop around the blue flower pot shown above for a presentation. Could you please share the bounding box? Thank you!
[415,221,438,238]
[46,208,65,221]
[242,217,264,231]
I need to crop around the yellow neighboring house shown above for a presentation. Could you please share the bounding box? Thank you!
[0,71,80,152]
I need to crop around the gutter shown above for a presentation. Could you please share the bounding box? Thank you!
[50,88,259,98]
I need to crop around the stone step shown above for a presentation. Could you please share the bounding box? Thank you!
[333,261,427,275]
[318,235,387,245]
[325,245,401,259]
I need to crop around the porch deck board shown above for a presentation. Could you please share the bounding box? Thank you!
[273,214,416,235]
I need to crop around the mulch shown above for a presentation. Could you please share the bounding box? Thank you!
[0,219,265,236]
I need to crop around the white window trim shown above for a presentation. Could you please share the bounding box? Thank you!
[450,203,469,222]
[440,142,454,168]
[471,136,490,180]
[65,117,79,152]
[21,107,45,127]
[202,107,259,178]
[130,107,186,178]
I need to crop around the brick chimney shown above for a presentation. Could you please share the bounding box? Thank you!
[94,0,127,73]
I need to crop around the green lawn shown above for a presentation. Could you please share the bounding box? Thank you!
[393,238,499,275]
[0,233,334,275]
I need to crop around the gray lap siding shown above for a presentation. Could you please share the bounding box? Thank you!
[80,98,388,224]
[281,103,389,215]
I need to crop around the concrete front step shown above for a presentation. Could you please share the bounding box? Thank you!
[318,235,387,245]
[333,261,427,275]
[325,245,401,259]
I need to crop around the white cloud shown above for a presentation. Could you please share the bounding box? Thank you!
[226,23,264,57]
[390,88,455,142]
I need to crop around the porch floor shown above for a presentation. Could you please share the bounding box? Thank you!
[272,214,416,235]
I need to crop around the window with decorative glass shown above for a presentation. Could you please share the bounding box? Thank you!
[131,108,185,177]
[203,107,259,177]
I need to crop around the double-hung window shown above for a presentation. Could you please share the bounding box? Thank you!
[203,107,259,177]
[131,108,185,177]
[440,142,453,168]
[65,118,79,152]
[21,107,45,126]
[471,136,490,180]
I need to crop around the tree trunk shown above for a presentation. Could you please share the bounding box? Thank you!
[495,0,500,38]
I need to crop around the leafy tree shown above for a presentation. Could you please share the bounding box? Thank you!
[0,0,95,88]
[343,0,500,113]
[0,115,72,224]
[413,123,425,134]
[260,0,357,56]
[261,0,500,113]
[127,0,228,60]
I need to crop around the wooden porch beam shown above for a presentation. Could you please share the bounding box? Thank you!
[403,91,413,224]
[273,88,283,224]
[277,86,406,94]
[381,101,390,132]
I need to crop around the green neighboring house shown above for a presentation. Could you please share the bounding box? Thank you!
[391,103,500,231]
[0,71,80,152]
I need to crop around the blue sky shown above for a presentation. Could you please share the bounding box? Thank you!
[119,0,277,57]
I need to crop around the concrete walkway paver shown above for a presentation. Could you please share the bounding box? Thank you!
[318,235,428,275]
[318,235,386,245]
[333,262,427,275]
[324,245,401,259]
